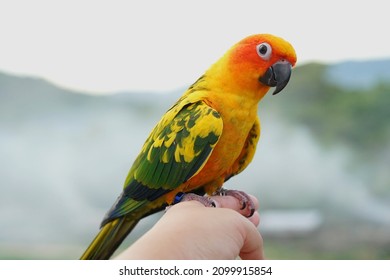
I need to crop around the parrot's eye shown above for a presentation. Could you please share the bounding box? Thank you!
[256,43,272,60]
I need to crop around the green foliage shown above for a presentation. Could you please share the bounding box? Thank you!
[277,63,390,158]
[259,62,390,197]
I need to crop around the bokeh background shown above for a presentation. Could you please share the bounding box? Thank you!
[1,0,389,259]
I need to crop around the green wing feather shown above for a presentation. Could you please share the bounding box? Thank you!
[101,100,223,225]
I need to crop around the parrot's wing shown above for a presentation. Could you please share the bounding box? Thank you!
[102,100,223,223]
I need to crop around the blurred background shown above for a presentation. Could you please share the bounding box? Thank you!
[1,0,389,259]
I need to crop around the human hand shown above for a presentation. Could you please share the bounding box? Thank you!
[115,194,264,260]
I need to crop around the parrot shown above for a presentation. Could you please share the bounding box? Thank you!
[80,34,297,259]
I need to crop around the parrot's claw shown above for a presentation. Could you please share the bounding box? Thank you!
[217,189,255,217]
[172,192,216,208]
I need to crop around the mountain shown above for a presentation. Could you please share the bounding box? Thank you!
[325,59,390,89]
[1,59,389,259]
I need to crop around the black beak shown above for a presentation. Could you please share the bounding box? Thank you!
[259,60,292,95]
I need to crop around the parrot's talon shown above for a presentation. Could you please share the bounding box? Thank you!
[173,192,216,208]
[217,189,255,218]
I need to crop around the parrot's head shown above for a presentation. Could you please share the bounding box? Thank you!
[212,34,297,97]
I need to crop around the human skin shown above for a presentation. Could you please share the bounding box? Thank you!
[115,195,264,260]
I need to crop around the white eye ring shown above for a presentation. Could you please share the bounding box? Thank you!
[256,42,272,60]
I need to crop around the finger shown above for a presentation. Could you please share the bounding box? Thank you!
[239,219,265,260]
[247,211,260,227]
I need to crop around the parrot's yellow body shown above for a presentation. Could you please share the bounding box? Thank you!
[81,34,297,259]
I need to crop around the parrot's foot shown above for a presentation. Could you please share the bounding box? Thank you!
[172,192,216,207]
[217,188,255,217]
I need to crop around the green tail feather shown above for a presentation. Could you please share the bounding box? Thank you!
[80,217,139,260]
[80,199,167,260]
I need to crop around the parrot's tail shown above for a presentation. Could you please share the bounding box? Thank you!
[80,216,139,260]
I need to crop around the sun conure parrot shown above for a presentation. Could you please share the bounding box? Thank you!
[80,34,297,260]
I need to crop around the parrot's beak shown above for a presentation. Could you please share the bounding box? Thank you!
[259,60,292,95]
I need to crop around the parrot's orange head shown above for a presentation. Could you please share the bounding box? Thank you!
[218,34,297,96]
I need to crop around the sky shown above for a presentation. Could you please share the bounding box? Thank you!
[1,0,389,94]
